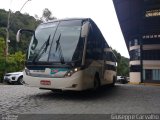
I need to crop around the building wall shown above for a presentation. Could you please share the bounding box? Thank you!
[130,72,141,83]
[129,42,160,83]
[113,0,160,83]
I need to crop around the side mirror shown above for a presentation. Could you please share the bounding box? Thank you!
[16,29,22,42]
[81,22,90,37]
[115,62,118,67]
[16,29,34,42]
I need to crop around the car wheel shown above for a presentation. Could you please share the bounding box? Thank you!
[17,76,24,85]
[121,79,125,84]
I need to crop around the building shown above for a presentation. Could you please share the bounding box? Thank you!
[113,0,160,83]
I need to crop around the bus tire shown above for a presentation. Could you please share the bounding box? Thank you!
[93,73,100,90]
[111,76,116,87]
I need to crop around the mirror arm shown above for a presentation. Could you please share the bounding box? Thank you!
[16,29,34,42]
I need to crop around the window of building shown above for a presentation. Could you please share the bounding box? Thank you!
[143,50,160,60]
[130,49,141,60]
[144,69,160,81]
[130,65,141,72]
[144,69,152,80]
[129,41,132,47]
[145,9,160,17]
[129,39,139,47]
[134,39,138,45]
[142,34,160,39]
[142,39,160,44]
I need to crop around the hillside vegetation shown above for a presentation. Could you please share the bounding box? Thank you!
[0,9,40,81]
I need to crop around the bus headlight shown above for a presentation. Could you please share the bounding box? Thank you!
[64,67,81,77]
[74,68,78,72]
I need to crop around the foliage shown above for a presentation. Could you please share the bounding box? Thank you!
[0,37,5,81]
[0,8,55,82]
[7,51,25,72]
[0,9,39,81]
[40,8,56,22]
[113,49,129,76]
[0,9,41,54]
[0,38,25,82]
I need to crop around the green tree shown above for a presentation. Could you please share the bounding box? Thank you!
[0,9,41,54]
[0,9,40,82]
[113,49,129,76]
[40,8,56,22]
[119,56,129,76]
[7,51,25,72]
[0,37,6,81]
[0,37,25,81]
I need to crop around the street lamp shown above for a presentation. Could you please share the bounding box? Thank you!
[4,0,32,78]
[4,9,11,79]
[5,0,32,56]
[5,9,11,56]
[20,0,32,12]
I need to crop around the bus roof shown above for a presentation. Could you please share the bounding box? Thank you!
[40,18,91,25]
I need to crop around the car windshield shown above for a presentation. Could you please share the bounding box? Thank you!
[27,20,84,65]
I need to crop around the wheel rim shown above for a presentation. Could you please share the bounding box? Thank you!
[19,78,24,84]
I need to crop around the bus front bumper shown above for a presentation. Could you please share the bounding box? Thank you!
[23,72,91,91]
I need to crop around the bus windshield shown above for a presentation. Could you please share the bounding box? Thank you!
[27,20,84,65]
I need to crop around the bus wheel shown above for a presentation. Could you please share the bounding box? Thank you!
[111,76,116,87]
[93,74,100,90]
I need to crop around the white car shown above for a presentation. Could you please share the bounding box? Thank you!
[4,72,23,85]
[117,76,128,84]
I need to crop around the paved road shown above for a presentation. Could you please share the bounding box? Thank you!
[0,84,160,116]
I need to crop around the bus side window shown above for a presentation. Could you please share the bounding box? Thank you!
[86,28,95,59]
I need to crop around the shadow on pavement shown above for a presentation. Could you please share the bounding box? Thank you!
[28,85,123,101]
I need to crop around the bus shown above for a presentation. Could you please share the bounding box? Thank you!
[16,18,117,91]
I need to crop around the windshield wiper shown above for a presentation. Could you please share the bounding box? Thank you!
[64,59,81,67]
[55,34,65,64]
[32,35,51,62]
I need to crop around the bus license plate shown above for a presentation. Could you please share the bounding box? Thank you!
[40,80,51,85]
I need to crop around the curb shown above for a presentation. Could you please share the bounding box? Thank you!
[129,82,160,86]
[141,83,160,86]
[128,82,140,85]
[0,83,8,85]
